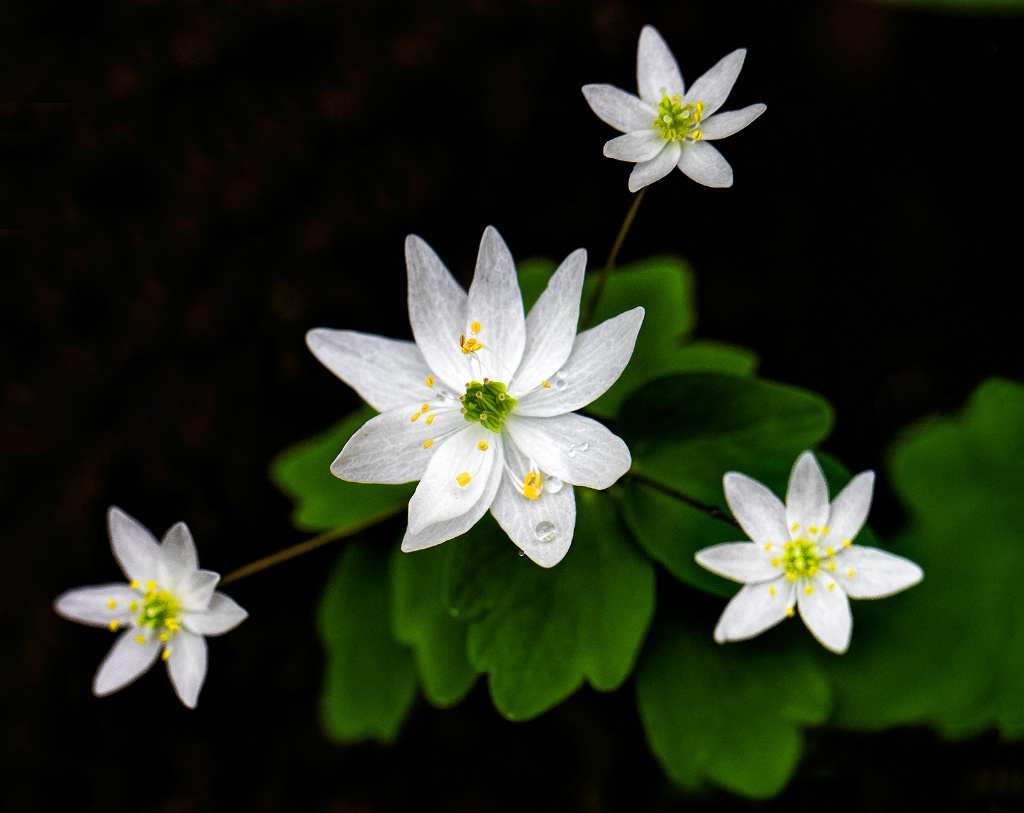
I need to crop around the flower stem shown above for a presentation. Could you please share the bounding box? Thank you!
[580,186,647,330]
[219,513,392,586]
[625,469,740,528]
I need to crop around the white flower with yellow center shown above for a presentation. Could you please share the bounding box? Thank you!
[695,452,923,653]
[306,226,643,567]
[582,25,766,190]
[54,507,247,708]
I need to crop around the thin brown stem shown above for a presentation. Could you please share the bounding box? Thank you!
[580,186,647,330]
[625,469,740,528]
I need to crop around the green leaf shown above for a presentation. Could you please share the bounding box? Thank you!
[272,406,415,532]
[636,617,832,798]
[318,541,418,743]
[445,490,656,721]
[390,543,478,707]
[517,256,757,419]
[619,372,833,591]
[828,378,1024,737]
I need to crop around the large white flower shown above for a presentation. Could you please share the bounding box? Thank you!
[54,507,247,708]
[695,451,923,653]
[306,226,643,567]
[582,25,766,190]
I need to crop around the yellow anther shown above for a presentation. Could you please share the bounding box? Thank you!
[791,523,799,533]
[166,619,179,633]
[478,441,489,451]
[843,540,852,548]
[129,601,138,612]
[847,568,855,578]
[130,580,139,589]
[522,472,542,500]
[426,375,434,388]
[828,561,836,572]
[460,337,482,355]
[107,599,117,609]
[108,620,120,632]
[425,413,435,425]
[423,439,434,449]
[785,606,795,618]
[826,547,835,557]
[809,526,818,534]
[541,381,551,388]
[145,580,156,590]
[692,130,703,140]
[805,585,814,595]
[764,542,773,551]
[411,412,421,422]
[456,472,472,488]
[822,526,830,534]
[159,632,170,642]
[471,321,481,334]
[771,557,780,567]
[135,635,146,645]
[162,649,171,661]
[421,403,429,412]
[768,585,776,596]
[786,573,796,582]
[828,582,836,591]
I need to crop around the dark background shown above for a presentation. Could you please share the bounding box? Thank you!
[2,0,1021,810]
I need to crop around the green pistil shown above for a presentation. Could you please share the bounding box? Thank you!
[782,540,820,580]
[461,380,516,433]
[653,94,704,142]
[138,588,180,635]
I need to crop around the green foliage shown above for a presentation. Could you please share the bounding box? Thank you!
[446,490,656,721]
[319,540,418,743]
[619,372,834,593]
[637,617,832,798]
[861,0,1024,14]
[828,378,1024,737]
[390,543,478,707]
[272,406,415,532]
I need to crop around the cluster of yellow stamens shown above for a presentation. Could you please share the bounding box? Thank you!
[763,524,857,608]
[460,321,483,355]
[653,93,704,142]
[117,579,180,660]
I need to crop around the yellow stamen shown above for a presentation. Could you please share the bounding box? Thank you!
[426,375,434,388]
[411,412,421,422]
[843,540,852,548]
[159,632,170,642]
[809,526,818,534]
[162,649,171,661]
[421,403,429,412]
[135,635,146,645]
[477,441,489,451]
[129,580,139,589]
[771,557,780,567]
[826,547,835,556]
[541,381,551,388]
[828,561,836,572]
[786,573,796,582]
[145,580,156,590]
[129,601,138,612]
[822,526,830,534]
[764,542,773,551]
[456,472,472,488]
[785,606,795,618]
[805,585,814,595]
[768,585,776,596]
[460,336,482,354]
[523,471,542,500]
[425,413,435,425]
[108,620,120,632]
[791,523,799,533]
[847,568,855,578]
[423,439,434,449]
[107,599,117,609]
[471,321,481,334]
[828,582,836,591]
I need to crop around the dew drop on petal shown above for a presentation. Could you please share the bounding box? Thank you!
[554,379,568,391]
[554,369,568,380]
[578,443,589,452]
[544,475,563,494]
[567,444,576,459]
[518,550,525,557]
[535,521,557,543]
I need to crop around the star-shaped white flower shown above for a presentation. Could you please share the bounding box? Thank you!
[695,451,923,653]
[582,25,766,190]
[54,507,247,708]
[306,226,643,567]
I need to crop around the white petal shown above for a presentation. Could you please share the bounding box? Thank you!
[173,569,219,612]
[166,630,208,709]
[180,592,248,636]
[798,573,852,654]
[160,521,198,578]
[407,425,500,534]
[93,630,161,697]
[503,413,630,490]
[699,104,766,140]
[54,583,138,628]
[833,546,923,599]
[713,578,794,643]
[108,506,161,584]
[603,129,666,163]
[511,249,585,397]
[628,142,680,191]
[489,439,575,567]
[581,84,653,133]
[695,542,780,584]
[305,329,432,413]
[786,452,831,536]
[401,445,505,552]
[826,471,874,546]
[467,227,526,376]
[637,25,685,104]
[406,234,470,391]
[331,404,465,484]
[723,472,789,547]
[677,140,733,187]
[514,307,644,418]
[686,48,746,117]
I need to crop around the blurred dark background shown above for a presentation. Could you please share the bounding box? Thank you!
[2,0,1021,810]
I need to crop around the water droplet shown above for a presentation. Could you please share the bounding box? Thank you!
[578,442,589,452]
[567,444,576,458]
[544,475,563,494]
[554,369,568,380]
[554,379,568,391]
[518,550,525,557]
[534,521,557,543]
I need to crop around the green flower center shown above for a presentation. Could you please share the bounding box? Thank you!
[461,379,516,433]
[653,94,704,142]
[138,588,180,636]
[782,540,820,580]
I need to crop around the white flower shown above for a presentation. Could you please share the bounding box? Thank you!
[695,451,923,653]
[306,226,643,567]
[582,25,766,190]
[54,507,247,708]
